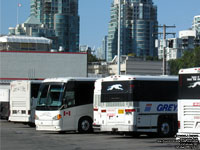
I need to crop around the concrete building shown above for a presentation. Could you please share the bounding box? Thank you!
[9,0,79,52]
[157,38,183,61]
[79,45,95,55]
[179,30,196,38]
[0,36,52,51]
[157,29,200,61]
[192,15,200,47]
[179,30,197,50]
[9,16,48,37]
[79,45,91,52]
[96,47,103,60]
[0,51,87,80]
[107,0,158,61]
[96,36,108,61]
[192,15,200,36]
[88,56,168,77]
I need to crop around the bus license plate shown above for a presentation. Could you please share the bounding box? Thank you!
[118,109,124,114]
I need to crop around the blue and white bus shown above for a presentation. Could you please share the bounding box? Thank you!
[93,75,178,137]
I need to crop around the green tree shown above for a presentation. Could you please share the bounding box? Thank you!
[128,53,136,57]
[88,53,99,62]
[169,46,200,75]
[193,46,200,66]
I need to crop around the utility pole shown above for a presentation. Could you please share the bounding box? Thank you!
[117,0,121,75]
[156,24,176,75]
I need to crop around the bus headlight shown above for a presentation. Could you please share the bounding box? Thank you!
[53,114,62,120]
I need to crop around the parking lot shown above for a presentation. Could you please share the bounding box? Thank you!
[0,119,183,150]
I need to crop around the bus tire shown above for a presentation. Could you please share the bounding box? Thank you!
[58,131,66,134]
[28,122,36,127]
[131,132,140,138]
[78,117,93,133]
[158,119,173,137]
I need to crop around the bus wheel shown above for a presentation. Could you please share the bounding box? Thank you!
[158,119,172,137]
[78,117,93,133]
[28,122,36,127]
[58,131,66,134]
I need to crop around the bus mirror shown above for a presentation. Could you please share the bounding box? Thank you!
[63,98,68,108]
[60,104,67,110]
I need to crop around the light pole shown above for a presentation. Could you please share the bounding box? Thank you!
[117,0,121,75]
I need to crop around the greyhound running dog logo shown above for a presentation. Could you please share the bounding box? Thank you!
[107,84,123,91]
[188,81,200,88]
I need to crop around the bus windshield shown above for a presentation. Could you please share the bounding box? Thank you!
[37,83,64,110]
[179,74,200,99]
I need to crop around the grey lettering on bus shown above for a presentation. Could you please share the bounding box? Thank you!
[157,104,177,111]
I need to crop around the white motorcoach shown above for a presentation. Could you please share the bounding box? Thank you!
[35,77,96,133]
[9,80,42,126]
[93,75,178,137]
[176,67,200,144]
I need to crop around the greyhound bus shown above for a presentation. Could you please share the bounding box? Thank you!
[93,75,178,137]
[176,67,200,145]
[9,80,42,126]
[35,77,96,133]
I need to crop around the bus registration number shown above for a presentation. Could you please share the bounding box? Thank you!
[118,109,124,114]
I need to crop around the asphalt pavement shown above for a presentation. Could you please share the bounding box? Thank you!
[0,119,187,150]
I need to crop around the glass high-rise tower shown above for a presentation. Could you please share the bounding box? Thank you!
[107,0,158,61]
[30,0,79,52]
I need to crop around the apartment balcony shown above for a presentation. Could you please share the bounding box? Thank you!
[182,39,188,44]
[44,1,51,9]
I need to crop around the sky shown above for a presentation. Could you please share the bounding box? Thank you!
[0,0,200,49]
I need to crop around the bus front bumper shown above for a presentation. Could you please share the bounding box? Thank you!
[35,120,62,131]
[36,125,62,131]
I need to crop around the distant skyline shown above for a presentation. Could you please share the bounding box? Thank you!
[0,0,200,48]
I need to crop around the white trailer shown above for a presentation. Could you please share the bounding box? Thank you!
[0,89,10,119]
[9,80,42,126]
[176,67,200,148]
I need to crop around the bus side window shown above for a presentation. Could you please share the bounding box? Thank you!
[64,82,75,108]
[75,81,94,106]
[64,91,75,107]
